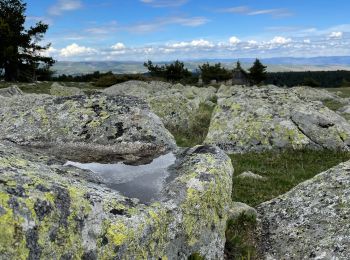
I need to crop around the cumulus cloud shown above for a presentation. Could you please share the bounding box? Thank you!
[168,39,214,48]
[329,31,343,39]
[48,0,82,16]
[60,43,97,57]
[229,36,241,45]
[270,36,292,44]
[111,43,126,50]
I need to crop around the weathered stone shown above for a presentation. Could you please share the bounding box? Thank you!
[0,85,23,97]
[228,202,257,220]
[0,94,176,163]
[206,85,350,153]
[103,81,217,131]
[50,82,84,96]
[256,160,350,259]
[0,142,233,259]
[237,171,266,180]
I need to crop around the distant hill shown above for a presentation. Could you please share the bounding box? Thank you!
[52,56,350,76]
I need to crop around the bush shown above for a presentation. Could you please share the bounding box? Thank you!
[198,63,231,84]
[93,74,149,88]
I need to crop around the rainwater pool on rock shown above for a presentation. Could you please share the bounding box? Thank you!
[65,152,176,204]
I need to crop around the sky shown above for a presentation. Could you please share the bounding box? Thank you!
[25,0,350,61]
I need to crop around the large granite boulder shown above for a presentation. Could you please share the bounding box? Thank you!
[257,160,350,259]
[0,143,233,259]
[0,94,176,163]
[0,85,23,97]
[50,82,84,96]
[206,85,350,153]
[103,81,217,131]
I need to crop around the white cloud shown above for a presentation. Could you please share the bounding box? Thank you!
[329,31,343,39]
[229,36,241,45]
[248,40,258,45]
[60,43,97,57]
[303,39,311,44]
[270,36,292,44]
[127,16,209,33]
[169,39,214,48]
[218,6,292,17]
[48,0,82,16]
[111,43,126,50]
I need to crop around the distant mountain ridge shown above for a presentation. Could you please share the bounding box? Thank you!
[52,56,350,76]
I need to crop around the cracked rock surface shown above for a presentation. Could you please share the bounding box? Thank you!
[0,93,176,163]
[256,160,350,259]
[205,85,350,153]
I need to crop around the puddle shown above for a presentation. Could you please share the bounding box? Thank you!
[64,152,176,204]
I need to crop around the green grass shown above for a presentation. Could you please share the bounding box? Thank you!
[322,87,350,98]
[225,214,257,260]
[230,149,350,207]
[323,99,344,111]
[171,102,216,147]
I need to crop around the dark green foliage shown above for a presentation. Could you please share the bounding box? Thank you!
[198,62,231,84]
[92,73,149,88]
[230,149,350,207]
[188,253,205,260]
[302,77,320,87]
[225,214,257,260]
[0,0,54,81]
[143,60,192,82]
[248,59,267,84]
[266,70,350,88]
[323,99,344,111]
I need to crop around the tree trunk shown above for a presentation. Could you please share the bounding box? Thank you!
[4,61,18,81]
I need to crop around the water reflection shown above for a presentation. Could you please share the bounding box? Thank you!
[65,153,176,204]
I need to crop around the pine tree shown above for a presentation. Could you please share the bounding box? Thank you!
[249,59,267,85]
[0,0,54,81]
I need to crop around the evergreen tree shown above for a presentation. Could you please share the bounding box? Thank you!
[249,58,267,84]
[0,0,54,81]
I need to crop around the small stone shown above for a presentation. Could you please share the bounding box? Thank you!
[237,171,266,180]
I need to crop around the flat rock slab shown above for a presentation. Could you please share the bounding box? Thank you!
[257,160,350,259]
[0,142,233,259]
[0,85,23,97]
[206,85,350,153]
[0,94,176,163]
[103,80,217,131]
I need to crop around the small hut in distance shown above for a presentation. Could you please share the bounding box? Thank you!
[232,61,249,85]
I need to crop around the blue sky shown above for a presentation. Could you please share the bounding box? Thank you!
[26,0,350,61]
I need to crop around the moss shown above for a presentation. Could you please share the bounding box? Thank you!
[107,222,128,246]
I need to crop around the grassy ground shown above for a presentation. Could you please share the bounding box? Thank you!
[323,99,344,111]
[230,149,350,207]
[323,87,350,98]
[226,149,350,259]
[171,102,216,147]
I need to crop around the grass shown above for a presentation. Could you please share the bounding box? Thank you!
[322,87,350,98]
[323,99,344,111]
[230,149,350,207]
[171,102,216,147]
[225,214,257,260]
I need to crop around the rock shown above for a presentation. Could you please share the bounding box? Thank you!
[0,94,176,163]
[205,85,350,153]
[0,143,233,259]
[237,171,266,180]
[256,160,350,259]
[103,81,217,131]
[50,82,84,96]
[228,202,257,220]
[0,85,23,97]
[290,86,340,101]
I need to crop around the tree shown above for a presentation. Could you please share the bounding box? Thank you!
[0,0,54,82]
[249,59,267,85]
[198,62,231,84]
[144,60,191,82]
